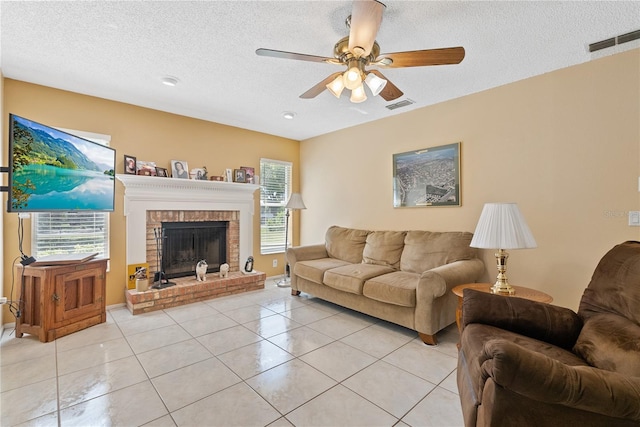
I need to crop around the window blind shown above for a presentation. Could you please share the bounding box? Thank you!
[32,212,109,258]
[260,158,292,255]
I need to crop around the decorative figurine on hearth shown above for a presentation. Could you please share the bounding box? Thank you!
[195,260,208,282]
[244,256,254,273]
[219,263,229,278]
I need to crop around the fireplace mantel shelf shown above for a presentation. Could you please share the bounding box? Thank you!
[116,174,259,197]
[117,174,258,267]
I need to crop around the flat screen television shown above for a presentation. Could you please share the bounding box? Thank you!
[7,114,116,212]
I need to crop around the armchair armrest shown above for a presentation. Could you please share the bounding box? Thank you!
[462,288,582,349]
[483,339,640,422]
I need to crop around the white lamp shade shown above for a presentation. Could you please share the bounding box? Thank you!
[365,72,387,96]
[326,75,345,98]
[285,193,306,210]
[350,84,367,103]
[343,66,362,90]
[470,203,537,249]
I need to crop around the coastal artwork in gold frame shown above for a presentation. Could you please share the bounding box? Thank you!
[393,142,461,208]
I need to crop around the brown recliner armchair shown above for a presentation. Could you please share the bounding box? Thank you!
[457,241,640,427]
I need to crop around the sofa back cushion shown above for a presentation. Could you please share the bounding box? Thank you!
[400,231,477,273]
[325,226,370,264]
[573,313,640,377]
[362,231,406,269]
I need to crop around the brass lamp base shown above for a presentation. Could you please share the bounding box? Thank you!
[491,249,516,295]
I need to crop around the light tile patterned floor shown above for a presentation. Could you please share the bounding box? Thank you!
[1,278,464,427]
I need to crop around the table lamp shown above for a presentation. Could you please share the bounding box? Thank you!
[277,193,306,288]
[470,203,537,295]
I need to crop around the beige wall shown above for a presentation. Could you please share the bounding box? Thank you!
[2,80,300,324]
[300,48,640,310]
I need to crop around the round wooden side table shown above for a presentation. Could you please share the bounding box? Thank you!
[452,283,553,332]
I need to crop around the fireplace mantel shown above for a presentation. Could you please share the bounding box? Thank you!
[117,174,259,266]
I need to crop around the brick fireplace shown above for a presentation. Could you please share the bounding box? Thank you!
[146,210,239,277]
[117,175,265,314]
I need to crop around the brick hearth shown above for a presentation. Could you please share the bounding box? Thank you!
[125,271,266,315]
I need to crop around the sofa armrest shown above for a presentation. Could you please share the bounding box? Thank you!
[482,339,640,422]
[417,258,485,298]
[462,288,582,349]
[287,244,328,265]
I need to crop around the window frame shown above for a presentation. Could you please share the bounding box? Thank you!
[259,158,293,255]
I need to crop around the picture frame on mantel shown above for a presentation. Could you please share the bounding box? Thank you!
[171,160,189,179]
[233,168,246,183]
[124,155,136,175]
[393,142,461,208]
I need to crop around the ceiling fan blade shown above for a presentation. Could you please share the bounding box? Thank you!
[377,47,465,68]
[348,0,385,57]
[256,48,337,64]
[300,72,343,99]
[368,70,403,101]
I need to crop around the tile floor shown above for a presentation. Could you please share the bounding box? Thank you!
[1,278,464,427]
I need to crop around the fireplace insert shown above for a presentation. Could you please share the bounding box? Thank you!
[161,221,227,279]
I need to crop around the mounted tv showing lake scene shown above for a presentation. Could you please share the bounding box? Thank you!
[8,114,116,212]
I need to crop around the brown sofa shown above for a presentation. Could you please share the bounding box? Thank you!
[457,241,640,427]
[287,225,485,345]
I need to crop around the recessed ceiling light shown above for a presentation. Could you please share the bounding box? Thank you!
[282,112,296,120]
[161,76,179,87]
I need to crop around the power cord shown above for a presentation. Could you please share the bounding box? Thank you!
[18,217,35,266]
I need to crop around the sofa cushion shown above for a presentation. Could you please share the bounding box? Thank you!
[324,264,395,295]
[294,258,351,285]
[363,271,419,307]
[400,231,476,273]
[362,230,406,269]
[325,226,370,264]
[573,313,640,377]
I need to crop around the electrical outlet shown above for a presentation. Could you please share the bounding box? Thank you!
[0,297,7,304]
[272,259,278,268]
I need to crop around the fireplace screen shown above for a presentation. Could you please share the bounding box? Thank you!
[161,221,227,279]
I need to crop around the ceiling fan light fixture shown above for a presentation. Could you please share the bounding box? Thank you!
[326,75,345,98]
[350,84,367,103]
[343,65,362,90]
[364,72,387,96]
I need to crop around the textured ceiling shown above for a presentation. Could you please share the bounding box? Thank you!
[1,1,639,141]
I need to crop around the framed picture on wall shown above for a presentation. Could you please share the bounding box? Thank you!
[393,142,461,208]
[124,155,136,175]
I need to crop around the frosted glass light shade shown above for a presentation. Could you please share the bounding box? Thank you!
[364,72,387,96]
[470,203,537,249]
[350,84,367,103]
[285,193,306,210]
[326,75,345,98]
[343,66,362,90]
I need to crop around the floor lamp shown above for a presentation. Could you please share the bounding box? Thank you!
[277,193,306,288]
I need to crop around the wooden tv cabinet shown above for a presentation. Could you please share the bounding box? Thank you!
[15,259,108,342]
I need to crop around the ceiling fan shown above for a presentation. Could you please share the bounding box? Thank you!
[256,0,465,103]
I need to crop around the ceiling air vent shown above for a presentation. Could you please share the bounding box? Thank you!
[385,99,415,111]
[589,29,640,52]
[618,29,640,45]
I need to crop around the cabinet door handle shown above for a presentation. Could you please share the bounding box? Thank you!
[52,293,60,302]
